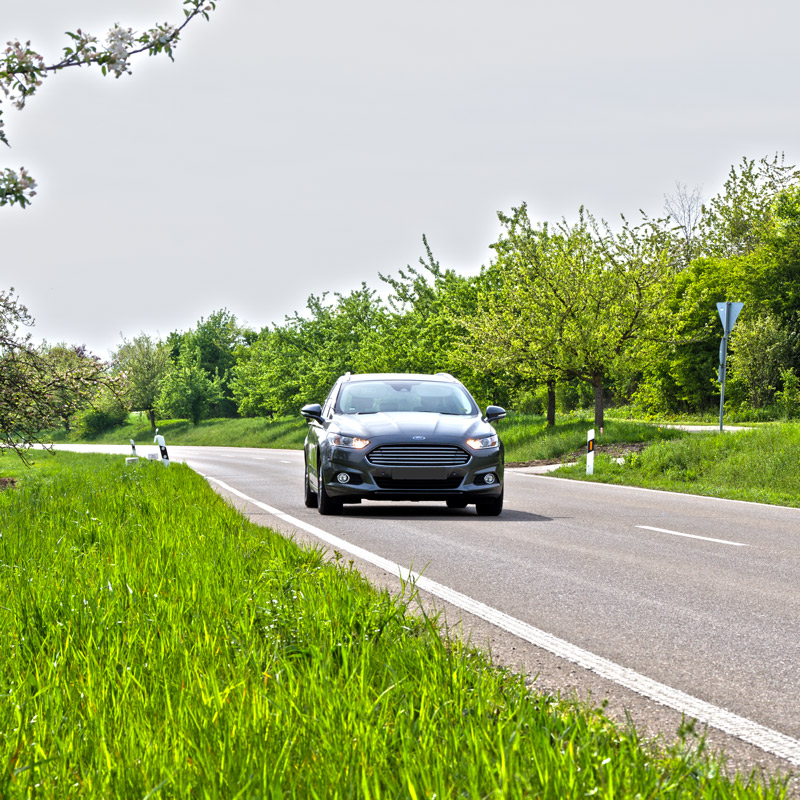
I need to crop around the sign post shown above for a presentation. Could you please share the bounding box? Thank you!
[717,301,744,432]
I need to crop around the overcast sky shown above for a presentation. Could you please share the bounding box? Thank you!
[2,0,798,357]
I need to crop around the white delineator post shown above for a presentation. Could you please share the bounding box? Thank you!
[154,433,170,466]
[587,428,595,475]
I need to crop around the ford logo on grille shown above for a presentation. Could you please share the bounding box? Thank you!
[412,435,426,440]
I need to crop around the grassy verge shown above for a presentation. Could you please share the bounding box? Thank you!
[48,414,307,449]
[0,453,787,798]
[553,423,800,507]
[499,415,687,463]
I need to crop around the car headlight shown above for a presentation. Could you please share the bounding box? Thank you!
[466,434,499,450]
[330,434,370,450]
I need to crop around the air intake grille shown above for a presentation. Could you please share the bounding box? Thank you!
[367,444,470,467]
[374,477,464,490]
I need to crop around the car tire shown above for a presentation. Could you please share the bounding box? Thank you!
[446,498,468,509]
[475,490,503,516]
[304,462,318,508]
[317,465,343,516]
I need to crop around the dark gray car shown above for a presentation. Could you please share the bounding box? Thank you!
[301,372,506,516]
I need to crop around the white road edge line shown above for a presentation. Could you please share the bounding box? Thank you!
[206,476,800,767]
[636,525,748,547]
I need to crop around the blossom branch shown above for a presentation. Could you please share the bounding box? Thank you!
[0,0,217,208]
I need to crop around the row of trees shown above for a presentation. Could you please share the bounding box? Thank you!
[3,154,799,447]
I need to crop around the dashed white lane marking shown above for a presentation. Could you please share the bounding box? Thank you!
[206,476,800,767]
[637,525,748,547]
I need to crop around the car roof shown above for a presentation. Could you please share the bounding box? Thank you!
[341,372,461,384]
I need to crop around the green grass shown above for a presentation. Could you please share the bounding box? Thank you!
[0,454,787,798]
[48,414,307,450]
[498,414,687,463]
[554,423,800,507]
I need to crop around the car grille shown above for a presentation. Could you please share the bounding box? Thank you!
[374,477,464,490]
[367,444,471,467]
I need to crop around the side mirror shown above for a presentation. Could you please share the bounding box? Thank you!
[484,405,506,423]
[300,403,324,423]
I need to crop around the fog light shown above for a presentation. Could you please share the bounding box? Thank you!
[484,473,496,485]
[336,472,351,484]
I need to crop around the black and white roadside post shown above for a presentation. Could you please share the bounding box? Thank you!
[126,438,139,466]
[154,432,170,466]
[717,301,744,432]
[586,428,595,475]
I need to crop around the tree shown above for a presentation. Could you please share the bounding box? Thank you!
[1,289,107,460]
[664,181,703,268]
[479,204,676,429]
[156,347,222,426]
[1,0,217,207]
[112,333,172,430]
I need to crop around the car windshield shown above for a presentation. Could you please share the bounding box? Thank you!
[337,380,476,415]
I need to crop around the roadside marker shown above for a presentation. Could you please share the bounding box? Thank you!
[154,433,170,466]
[125,438,139,465]
[586,428,595,475]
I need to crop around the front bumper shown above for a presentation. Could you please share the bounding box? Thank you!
[321,443,504,503]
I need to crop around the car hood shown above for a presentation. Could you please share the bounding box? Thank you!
[332,412,495,440]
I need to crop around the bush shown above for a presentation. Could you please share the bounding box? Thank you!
[74,405,128,438]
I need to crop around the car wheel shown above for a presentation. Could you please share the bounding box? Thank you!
[317,465,343,516]
[446,498,468,509]
[475,490,503,516]
[304,461,318,508]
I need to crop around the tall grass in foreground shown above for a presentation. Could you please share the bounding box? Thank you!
[0,454,786,798]
[555,424,800,507]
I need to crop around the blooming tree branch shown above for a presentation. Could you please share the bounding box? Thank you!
[0,0,217,208]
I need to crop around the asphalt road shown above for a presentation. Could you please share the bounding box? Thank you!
[52,443,800,777]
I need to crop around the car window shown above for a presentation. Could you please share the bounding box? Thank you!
[337,380,476,415]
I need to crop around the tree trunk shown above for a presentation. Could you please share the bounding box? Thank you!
[148,407,157,431]
[593,376,604,431]
[546,380,556,427]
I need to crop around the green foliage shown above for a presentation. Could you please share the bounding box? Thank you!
[74,404,129,438]
[775,369,800,420]
[0,454,787,797]
[169,309,247,418]
[156,346,222,425]
[1,290,109,459]
[726,313,793,408]
[698,154,799,258]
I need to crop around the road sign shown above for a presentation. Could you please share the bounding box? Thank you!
[717,302,744,335]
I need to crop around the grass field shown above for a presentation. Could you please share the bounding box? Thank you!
[0,453,788,798]
[554,423,800,508]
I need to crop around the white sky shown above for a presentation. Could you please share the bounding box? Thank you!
[2,0,798,357]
